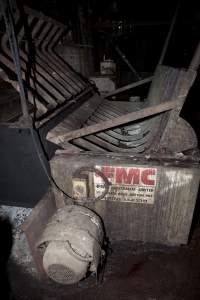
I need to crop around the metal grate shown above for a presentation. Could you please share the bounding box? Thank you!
[48,264,76,284]
[0,6,92,119]
[71,100,159,153]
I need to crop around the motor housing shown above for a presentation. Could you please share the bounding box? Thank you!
[38,205,104,284]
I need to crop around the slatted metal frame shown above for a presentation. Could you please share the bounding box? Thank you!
[0,6,91,118]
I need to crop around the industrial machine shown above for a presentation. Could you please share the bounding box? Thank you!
[0,2,200,284]
[37,205,104,284]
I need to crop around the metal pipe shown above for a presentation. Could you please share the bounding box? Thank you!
[106,76,153,98]
[115,45,141,80]
[54,99,181,143]
[1,0,29,119]
[189,41,200,71]
[158,3,180,65]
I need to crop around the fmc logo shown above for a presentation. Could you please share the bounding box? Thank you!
[97,166,157,186]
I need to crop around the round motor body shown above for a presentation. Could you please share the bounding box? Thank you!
[37,205,104,285]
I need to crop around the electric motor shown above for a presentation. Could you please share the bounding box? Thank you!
[37,205,104,284]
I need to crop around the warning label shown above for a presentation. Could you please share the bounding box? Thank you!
[94,165,157,204]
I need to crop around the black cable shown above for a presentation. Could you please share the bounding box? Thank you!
[3,1,111,204]
[2,0,29,118]
[30,128,111,203]
[73,166,111,203]
[2,0,73,201]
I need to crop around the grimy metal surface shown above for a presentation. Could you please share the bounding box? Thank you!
[53,98,181,143]
[50,62,198,153]
[0,6,93,120]
[1,4,198,155]
[22,151,200,278]
[22,188,57,280]
[50,152,200,246]
[105,76,153,98]
[45,38,199,154]
[0,125,50,207]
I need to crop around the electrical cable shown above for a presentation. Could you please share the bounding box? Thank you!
[3,1,111,203]
[31,128,111,203]
[73,166,111,203]
[2,0,29,118]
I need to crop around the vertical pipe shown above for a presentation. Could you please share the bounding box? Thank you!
[2,0,29,119]
[158,3,180,65]
[189,41,200,71]
[115,45,141,80]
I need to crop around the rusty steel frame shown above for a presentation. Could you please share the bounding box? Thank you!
[69,101,157,153]
[105,76,154,98]
[0,5,92,120]
[11,4,199,280]
[53,99,181,143]
[1,4,199,155]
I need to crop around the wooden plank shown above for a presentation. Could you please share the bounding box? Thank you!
[54,99,181,143]
[105,76,153,98]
